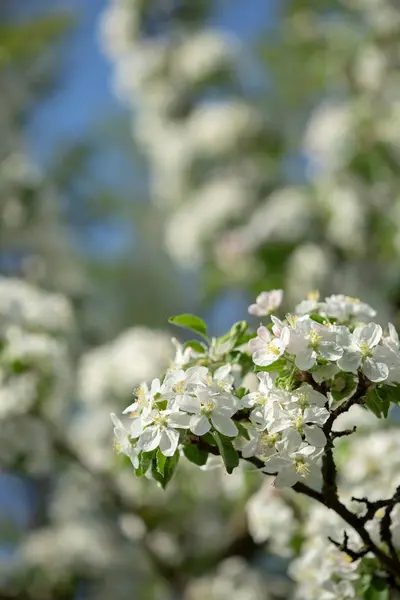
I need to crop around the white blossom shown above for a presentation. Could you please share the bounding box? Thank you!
[249,325,290,367]
[337,322,390,382]
[248,289,283,317]
[264,442,322,488]
[287,316,343,370]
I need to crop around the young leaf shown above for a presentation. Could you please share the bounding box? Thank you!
[151,451,180,489]
[183,445,208,466]
[202,432,217,446]
[136,451,154,477]
[183,339,207,353]
[212,432,239,474]
[365,388,384,418]
[163,451,180,488]
[236,421,250,440]
[168,314,208,339]
[156,449,167,475]
[255,358,287,373]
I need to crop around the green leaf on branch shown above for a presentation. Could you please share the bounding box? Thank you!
[309,313,327,325]
[136,451,154,477]
[212,432,239,474]
[183,339,207,353]
[183,445,208,466]
[151,451,180,489]
[330,372,358,404]
[168,314,208,339]
[365,388,387,418]
[255,358,287,373]
[156,449,167,475]
[236,421,250,440]
[363,578,389,600]
[374,384,400,417]
[202,432,217,446]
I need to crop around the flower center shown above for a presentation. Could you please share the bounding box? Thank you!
[359,341,372,358]
[297,392,309,409]
[267,342,281,356]
[174,380,185,393]
[293,414,305,434]
[154,413,168,428]
[258,431,280,454]
[286,314,298,328]
[294,457,310,476]
[308,329,322,349]
[201,402,215,416]
[345,296,360,303]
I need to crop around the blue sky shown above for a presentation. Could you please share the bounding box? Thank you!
[27,0,275,164]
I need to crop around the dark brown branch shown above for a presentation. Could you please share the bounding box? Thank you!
[328,531,369,561]
[380,505,400,566]
[331,426,357,439]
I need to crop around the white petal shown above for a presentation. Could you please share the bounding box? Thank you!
[304,425,326,447]
[211,414,238,437]
[214,364,232,382]
[138,426,161,451]
[150,378,161,395]
[302,386,327,407]
[353,323,382,348]
[129,452,140,469]
[190,414,211,436]
[241,439,257,458]
[248,302,266,316]
[110,413,123,428]
[130,416,145,438]
[295,348,316,370]
[362,358,389,383]
[274,466,299,488]
[264,455,287,472]
[167,412,191,429]
[280,429,302,454]
[304,406,329,425]
[337,351,361,373]
[319,342,343,361]
[159,428,179,457]
[177,394,201,414]
[122,402,138,415]
[252,350,279,367]
[388,323,399,346]
[257,326,272,343]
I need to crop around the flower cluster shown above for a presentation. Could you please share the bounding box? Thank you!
[111,289,400,596]
[112,291,400,489]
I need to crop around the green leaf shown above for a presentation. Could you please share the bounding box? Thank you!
[375,383,400,417]
[156,449,167,475]
[183,445,208,466]
[365,388,384,418]
[151,451,180,489]
[363,580,389,600]
[375,388,390,419]
[309,313,327,325]
[183,339,207,353]
[255,358,287,373]
[330,372,358,403]
[229,321,248,346]
[212,432,239,474]
[236,421,250,440]
[168,314,208,339]
[135,451,153,476]
[155,399,168,411]
[202,432,217,446]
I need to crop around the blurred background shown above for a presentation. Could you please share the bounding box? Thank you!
[0,0,400,598]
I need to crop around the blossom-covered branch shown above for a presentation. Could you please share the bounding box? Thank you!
[112,290,400,595]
